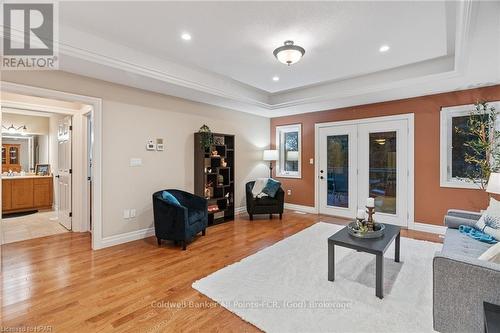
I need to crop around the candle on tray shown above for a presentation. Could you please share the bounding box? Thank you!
[366,197,375,208]
[356,209,365,220]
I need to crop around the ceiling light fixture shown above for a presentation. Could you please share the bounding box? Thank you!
[272,76,280,81]
[273,40,305,66]
[181,33,192,41]
[379,44,390,53]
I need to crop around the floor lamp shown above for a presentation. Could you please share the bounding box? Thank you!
[263,150,278,178]
[486,172,500,198]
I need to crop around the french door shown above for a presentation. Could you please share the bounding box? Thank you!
[318,117,410,227]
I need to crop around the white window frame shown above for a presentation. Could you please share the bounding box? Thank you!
[276,124,302,178]
[440,102,500,189]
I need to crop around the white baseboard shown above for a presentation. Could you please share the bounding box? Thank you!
[284,203,318,214]
[235,206,246,214]
[409,222,447,235]
[100,227,155,248]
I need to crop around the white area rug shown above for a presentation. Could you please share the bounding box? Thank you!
[193,222,442,333]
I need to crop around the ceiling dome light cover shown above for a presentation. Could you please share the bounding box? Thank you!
[273,40,305,66]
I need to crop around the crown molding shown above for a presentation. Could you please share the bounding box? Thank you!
[0,0,484,118]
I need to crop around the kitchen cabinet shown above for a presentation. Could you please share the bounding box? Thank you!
[2,176,53,213]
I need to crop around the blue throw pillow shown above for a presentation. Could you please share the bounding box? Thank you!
[262,178,281,198]
[161,191,182,207]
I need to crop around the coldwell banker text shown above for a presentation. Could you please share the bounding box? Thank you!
[2,2,59,70]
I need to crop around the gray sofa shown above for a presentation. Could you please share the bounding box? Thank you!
[433,209,500,333]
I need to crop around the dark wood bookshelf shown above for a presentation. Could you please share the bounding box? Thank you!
[194,132,235,226]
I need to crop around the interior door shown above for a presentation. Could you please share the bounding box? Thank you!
[57,116,72,230]
[358,120,408,226]
[318,125,358,218]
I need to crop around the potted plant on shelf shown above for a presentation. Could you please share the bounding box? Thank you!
[198,124,213,150]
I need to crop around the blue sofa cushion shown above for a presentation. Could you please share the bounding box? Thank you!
[188,209,205,225]
[161,191,181,207]
[262,178,281,198]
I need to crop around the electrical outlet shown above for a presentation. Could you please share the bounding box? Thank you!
[123,209,130,219]
[287,189,292,196]
[130,209,136,218]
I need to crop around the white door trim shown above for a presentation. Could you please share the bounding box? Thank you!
[314,114,415,227]
[1,81,103,250]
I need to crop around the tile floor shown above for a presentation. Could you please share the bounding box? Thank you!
[2,210,69,244]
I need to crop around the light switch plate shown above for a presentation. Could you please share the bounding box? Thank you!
[123,209,130,219]
[309,158,314,164]
[130,209,136,218]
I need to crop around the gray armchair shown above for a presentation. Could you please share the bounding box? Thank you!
[433,209,500,333]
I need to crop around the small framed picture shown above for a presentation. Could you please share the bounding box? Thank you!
[35,164,51,176]
[213,135,225,145]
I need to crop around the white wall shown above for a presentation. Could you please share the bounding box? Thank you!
[1,71,270,238]
[37,134,49,164]
[2,113,49,135]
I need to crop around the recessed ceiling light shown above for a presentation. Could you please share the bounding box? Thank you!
[272,76,280,82]
[379,45,390,53]
[181,33,192,41]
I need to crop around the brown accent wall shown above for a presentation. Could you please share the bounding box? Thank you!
[271,85,500,226]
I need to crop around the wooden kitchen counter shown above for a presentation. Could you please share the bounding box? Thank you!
[2,175,54,214]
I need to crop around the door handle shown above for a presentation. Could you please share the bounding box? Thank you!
[320,170,324,173]
[55,175,60,178]
[320,176,324,180]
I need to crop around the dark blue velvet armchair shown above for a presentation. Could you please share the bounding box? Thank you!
[152,189,208,250]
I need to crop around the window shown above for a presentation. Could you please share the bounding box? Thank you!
[440,102,500,188]
[276,124,301,178]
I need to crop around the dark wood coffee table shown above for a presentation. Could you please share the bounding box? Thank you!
[328,224,401,299]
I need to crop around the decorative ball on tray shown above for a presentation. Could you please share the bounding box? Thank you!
[347,198,386,238]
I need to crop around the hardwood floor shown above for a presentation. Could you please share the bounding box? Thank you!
[1,211,442,332]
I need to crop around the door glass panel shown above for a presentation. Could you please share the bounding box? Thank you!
[327,135,348,208]
[369,132,396,214]
[284,131,299,172]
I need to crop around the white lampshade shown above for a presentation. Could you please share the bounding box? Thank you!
[263,149,278,161]
[287,151,299,161]
[486,173,500,194]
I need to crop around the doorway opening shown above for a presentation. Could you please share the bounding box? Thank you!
[315,114,414,227]
[1,87,98,246]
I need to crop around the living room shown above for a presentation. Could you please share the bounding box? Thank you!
[1,1,500,332]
